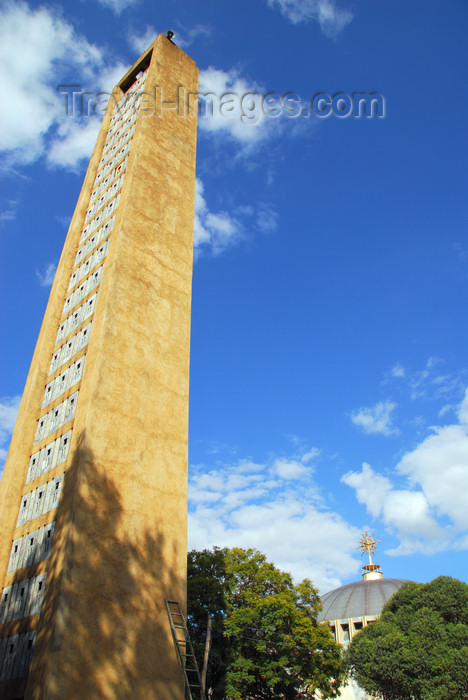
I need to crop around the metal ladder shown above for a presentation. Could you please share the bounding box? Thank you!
[166,599,205,700]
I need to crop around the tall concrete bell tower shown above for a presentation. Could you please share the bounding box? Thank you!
[0,34,198,699]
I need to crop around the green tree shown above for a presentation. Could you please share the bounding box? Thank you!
[344,576,468,700]
[187,547,344,699]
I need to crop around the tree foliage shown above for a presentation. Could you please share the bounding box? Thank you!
[187,547,344,699]
[344,575,468,700]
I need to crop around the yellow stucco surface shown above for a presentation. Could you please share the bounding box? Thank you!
[0,34,198,699]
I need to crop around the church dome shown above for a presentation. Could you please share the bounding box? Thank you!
[317,577,408,622]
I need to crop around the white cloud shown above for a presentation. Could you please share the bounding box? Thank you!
[36,262,57,288]
[97,61,132,94]
[128,24,211,54]
[407,357,447,400]
[255,205,278,233]
[342,463,392,520]
[194,178,278,258]
[342,464,445,545]
[0,2,103,165]
[273,458,309,479]
[0,3,130,170]
[458,389,468,425]
[198,67,282,147]
[96,0,139,15]
[49,63,133,169]
[301,447,320,463]
[47,117,102,170]
[343,389,468,555]
[0,6,283,168]
[387,356,465,403]
[127,25,158,55]
[189,449,360,592]
[350,400,399,436]
[194,178,242,257]
[397,432,468,531]
[175,24,212,49]
[390,363,405,378]
[0,396,21,465]
[267,0,353,37]
[0,200,17,224]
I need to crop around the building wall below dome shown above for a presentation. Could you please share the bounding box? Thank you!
[329,614,377,646]
[336,678,372,699]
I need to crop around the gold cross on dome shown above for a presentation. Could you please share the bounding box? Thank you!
[357,531,380,566]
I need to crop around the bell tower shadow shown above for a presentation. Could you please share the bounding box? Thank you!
[25,430,186,700]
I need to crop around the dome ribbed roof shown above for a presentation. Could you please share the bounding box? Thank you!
[317,578,408,622]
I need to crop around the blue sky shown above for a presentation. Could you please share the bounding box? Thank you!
[1,0,468,593]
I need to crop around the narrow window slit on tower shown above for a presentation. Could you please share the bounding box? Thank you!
[119,50,151,94]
